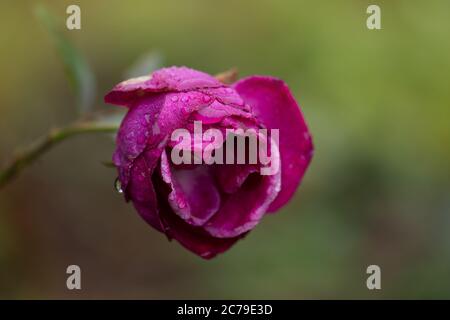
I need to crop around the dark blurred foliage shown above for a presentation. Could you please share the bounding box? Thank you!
[0,0,449,298]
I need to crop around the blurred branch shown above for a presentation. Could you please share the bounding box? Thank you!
[215,68,239,84]
[0,121,119,189]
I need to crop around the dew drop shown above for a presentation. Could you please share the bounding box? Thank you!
[138,172,146,181]
[152,123,161,135]
[114,177,123,193]
[171,95,179,102]
[200,251,212,258]
[303,132,310,140]
[178,199,186,209]
[181,95,189,102]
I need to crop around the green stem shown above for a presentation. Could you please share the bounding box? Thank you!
[0,121,118,189]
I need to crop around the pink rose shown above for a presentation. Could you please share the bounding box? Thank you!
[105,66,313,258]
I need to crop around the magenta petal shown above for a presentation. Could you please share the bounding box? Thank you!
[127,152,163,232]
[234,76,313,212]
[160,151,220,226]
[113,94,167,192]
[199,87,246,109]
[215,163,259,194]
[152,66,222,91]
[113,90,214,191]
[190,100,253,124]
[152,171,243,259]
[115,95,165,160]
[158,199,243,259]
[204,170,280,238]
[204,138,281,238]
[105,66,223,107]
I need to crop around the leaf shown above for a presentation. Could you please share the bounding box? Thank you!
[100,160,116,168]
[34,4,96,114]
[124,51,164,78]
[215,68,239,84]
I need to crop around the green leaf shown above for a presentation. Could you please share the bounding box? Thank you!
[124,51,164,78]
[100,160,116,168]
[34,4,96,114]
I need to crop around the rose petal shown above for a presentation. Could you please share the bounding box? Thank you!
[199,87,246,109]
[126,150,164,232]
[113,94,165,192]
[160,151,221,226]
[152,172,243,259]
[203,139,281,238]
[215,163,259,194]
[113,90,213,192]
[204,169,280,238]
[190,100,253,124]
[234,76,313,212]
[105,66,223,107]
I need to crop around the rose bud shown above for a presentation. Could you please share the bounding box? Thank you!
[105,66,313,259]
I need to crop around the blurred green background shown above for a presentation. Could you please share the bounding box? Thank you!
[1,0,449,299]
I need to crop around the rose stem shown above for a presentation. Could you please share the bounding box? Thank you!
[0,121,118,189]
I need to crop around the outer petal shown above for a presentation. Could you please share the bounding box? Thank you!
[161,209,243,259]
[113,94,166,192]
[234,76,313,212]
[127,149,163,233]
[190,100,252,124]
[128,150,241,259]
[199,87,247,110]
[152,171,244,259]
[104,66,223,107]
[113,90,214,192]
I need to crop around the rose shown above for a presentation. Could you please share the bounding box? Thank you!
[105,66,313,259]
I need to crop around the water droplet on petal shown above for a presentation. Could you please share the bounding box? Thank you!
[202,95,211,103]
[152,123,160,135]
[303,132,310,140]
[181,95,189,102]
[171,95,179,102]
[144,113,152,123]
[114,177,123,193]
[200,251,212,258]
[178,199,186,209]
[138,172,146,181]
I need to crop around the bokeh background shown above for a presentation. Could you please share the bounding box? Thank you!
[1,0,449,299]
